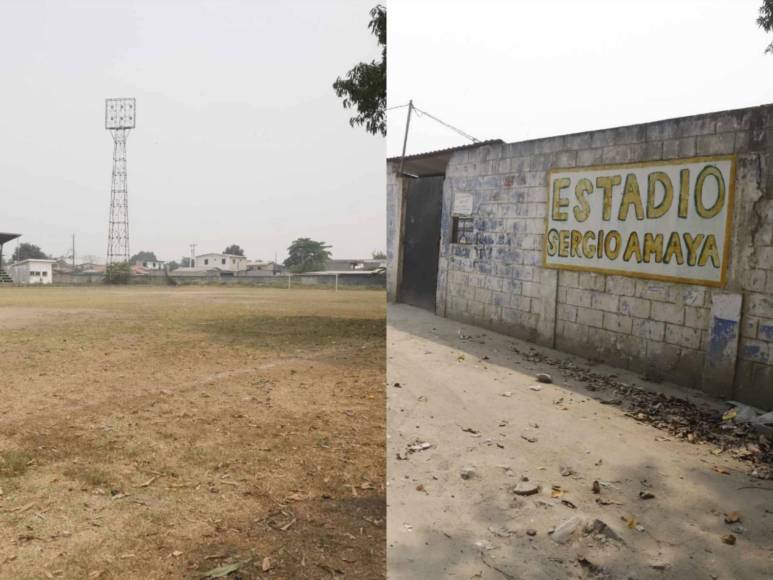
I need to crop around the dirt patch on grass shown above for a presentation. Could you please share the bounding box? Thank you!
[0,287,385,578]
[0,306,109,330]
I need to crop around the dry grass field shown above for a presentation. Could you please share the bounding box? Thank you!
[0,286,385,579]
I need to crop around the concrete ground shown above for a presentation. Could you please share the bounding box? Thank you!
[387,304,773,580]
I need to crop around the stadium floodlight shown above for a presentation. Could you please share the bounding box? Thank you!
[105,98,136,273]
[105,97,136,129]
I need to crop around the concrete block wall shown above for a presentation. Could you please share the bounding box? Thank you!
[429,104,773,408]
[386,168,401,301]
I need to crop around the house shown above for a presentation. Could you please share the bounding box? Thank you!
[324,258,386,271]
[193,253,248,273]
[245,260,283,276]
[77,262,105,273]
[134,259,166,270]
[10,259,56,285]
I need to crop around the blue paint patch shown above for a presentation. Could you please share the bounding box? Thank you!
[453,246,470,258]
[742,343,769,363]
[759,323,773,341]
[707,317,738,363]
[475,261,492,275]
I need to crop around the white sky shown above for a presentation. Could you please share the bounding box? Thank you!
[0,0,384,263]
[387,0,773,158]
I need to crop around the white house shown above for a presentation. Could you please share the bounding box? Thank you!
[10,259,56,285]
[194,253,248,273]
[134,259,166,270]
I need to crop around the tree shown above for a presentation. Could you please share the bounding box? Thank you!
[105,261,131,284]
[180,257,192,268]
[130,250,158,264]
[167,260,180,271]
[283,238,332,273]
[12,243,48,262]
[224,244,245,256]
[332,5,386,136]
[760,1,773,52]
[372,250,386,259]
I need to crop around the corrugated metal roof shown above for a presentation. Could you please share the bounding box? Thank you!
[387,139,504,177]
[386,139,504,163]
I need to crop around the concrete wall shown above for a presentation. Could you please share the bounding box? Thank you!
[386,167,402,301]
[388,105,773,408]
[52,272,385,289]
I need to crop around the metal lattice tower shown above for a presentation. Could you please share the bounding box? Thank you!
[105,98,136,268]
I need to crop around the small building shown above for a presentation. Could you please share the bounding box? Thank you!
[324,258,386,271]
[77,263,106,274]
[134,259,166,270]
[194,253,248,273]
[10,259,56,285]
[387,103,773,409]
[246,260,283,276]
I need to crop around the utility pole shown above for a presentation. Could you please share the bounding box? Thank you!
[190,243,197,267]
[399,99,413,176]
[72,234,76,270]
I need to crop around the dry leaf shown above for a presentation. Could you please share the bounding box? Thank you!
[724,511,741,524]
[262,556,272,571]
[721,533,736,545]
[202,560,249,578]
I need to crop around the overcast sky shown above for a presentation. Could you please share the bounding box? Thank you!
[0,0,384,263]
[387,0,773,157]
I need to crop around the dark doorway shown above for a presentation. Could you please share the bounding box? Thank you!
[399,176,444,311]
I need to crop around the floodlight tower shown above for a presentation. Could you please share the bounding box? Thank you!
[105,98,136,271]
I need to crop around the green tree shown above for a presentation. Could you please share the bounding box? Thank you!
[224,244,245,256]
[105,261,131,284]
[333,5,386,136]
[760,0,773,52]
[12,243,48,262]
[180,257,192,268]
[283,238,332,273]
[167,260,180,271]
[130,250,158,264]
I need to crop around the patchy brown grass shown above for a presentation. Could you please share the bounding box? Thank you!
[0,286,385,579]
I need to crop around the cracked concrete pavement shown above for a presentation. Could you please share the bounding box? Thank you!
[387,304,773,579]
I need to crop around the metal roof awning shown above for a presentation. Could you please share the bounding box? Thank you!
[0,233,21,245]
[387,139,504,177]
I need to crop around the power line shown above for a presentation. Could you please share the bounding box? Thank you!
[389,101,480,144]
[412,105,480,143]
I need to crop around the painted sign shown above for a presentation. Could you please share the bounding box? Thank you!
[453,192,474,215]
[544,156,734,286]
